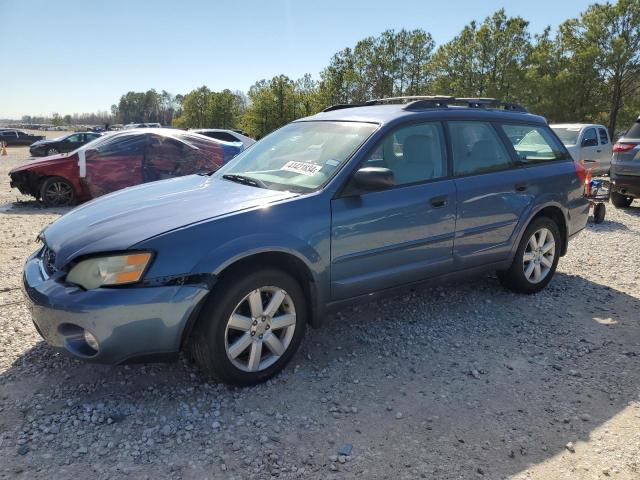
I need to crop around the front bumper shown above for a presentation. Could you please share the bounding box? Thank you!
[610,174,640,198]
[9,171,37,197]
[22,251,210,364]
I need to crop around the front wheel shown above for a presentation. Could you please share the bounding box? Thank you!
[611,192,633,208]
[39,176,75,207]
[498,217,561,294]
[46,147,59,156]
[191,269,307,385]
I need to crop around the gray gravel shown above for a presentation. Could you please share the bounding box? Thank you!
[1,146,640,479]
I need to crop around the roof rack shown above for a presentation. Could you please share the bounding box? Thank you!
[321,96,528,113]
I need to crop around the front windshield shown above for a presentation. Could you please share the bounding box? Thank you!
[551,127,580,145]
[214,121,378,191]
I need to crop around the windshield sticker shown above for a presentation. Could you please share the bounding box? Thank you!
[281,161,322,176]
[326,159,340,166]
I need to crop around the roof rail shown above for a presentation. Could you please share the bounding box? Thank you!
[322,103,367,112]
[321,96,527,113]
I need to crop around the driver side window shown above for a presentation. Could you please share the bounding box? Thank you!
[363,122,447,186]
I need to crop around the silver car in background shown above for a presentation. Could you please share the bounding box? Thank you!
[610,116,640,208]
[551,123,612,175]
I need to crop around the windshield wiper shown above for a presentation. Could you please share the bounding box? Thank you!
[222,174,267,189]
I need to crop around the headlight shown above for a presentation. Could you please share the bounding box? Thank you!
[65,252,152,290]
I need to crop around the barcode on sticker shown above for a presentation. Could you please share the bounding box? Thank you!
[281,161,322,176]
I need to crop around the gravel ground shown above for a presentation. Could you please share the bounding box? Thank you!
[0,145,639,480]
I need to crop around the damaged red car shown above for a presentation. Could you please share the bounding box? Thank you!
[9,129,242,207]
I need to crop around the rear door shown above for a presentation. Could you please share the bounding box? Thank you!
[330,121,456,300]
[449,121,533,269]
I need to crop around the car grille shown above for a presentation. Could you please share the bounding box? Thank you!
[41,244,57,276]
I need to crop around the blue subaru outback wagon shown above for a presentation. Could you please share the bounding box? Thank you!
[23,96,590,385]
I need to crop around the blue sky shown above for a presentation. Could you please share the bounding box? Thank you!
[1,0,596,118]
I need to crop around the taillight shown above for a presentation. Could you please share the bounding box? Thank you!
[613,142,637,152]
[574,161,591,197]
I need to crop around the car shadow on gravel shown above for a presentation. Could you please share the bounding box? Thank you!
[587,217,630,231]
[1,272,639,478]
[0,200,72,215]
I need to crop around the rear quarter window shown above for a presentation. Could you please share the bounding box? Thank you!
[625,121,640,139]
[501,124,568,163]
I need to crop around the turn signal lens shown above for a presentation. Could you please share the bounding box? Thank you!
[66,252,152,290]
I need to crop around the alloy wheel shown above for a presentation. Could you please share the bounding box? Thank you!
[522,227,555,284]
[44,181,73,206]
[224,286,297,372]
[46,148,58,156]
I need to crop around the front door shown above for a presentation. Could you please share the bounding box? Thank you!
[330,121,456,300]
[82,134,145,198]
[448,121,533,268]
[579,127,601,171]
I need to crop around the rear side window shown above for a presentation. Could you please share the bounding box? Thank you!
[501,124,567,163]
[598,128,609,145]
[449,121,510,176]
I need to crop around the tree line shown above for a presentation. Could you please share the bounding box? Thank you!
[37,1,640,139]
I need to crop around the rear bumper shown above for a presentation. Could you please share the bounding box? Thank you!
[610,174,640,198]
[22,251,210,364]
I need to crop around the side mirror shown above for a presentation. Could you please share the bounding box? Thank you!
[582,138,598,147]
[353,167,395,191]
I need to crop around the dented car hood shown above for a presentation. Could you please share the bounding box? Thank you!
[42,174,298,268]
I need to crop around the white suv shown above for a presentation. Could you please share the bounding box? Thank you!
[551,124,612,175]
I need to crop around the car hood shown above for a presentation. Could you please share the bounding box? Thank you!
[10,152,75,173]
[43,174,299,268]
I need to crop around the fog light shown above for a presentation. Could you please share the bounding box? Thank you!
[83,330,99,351]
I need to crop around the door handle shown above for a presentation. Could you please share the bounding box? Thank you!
[430,195,448,208]
[515,183,528,192]
[596,149,602,153]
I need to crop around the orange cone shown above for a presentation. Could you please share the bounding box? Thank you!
[0,141,7,156]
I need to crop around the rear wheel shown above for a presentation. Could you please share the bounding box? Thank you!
[611,192,633,208]
[191,269,307,385]
[498,217,561,294]
[39,177,75,207]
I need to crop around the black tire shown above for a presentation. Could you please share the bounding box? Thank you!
[191,268,307,386]
[497,217,561,294]
[593,203,606,224]
[611,192,633,208]
[46,147,59,156]
[39,176,75,207]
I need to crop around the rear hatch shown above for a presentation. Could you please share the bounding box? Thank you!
[611,118,640,176]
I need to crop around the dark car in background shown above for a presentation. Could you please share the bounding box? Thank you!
[29,132,103,157]
[610,116,640,208]
[21,96,589,385]
[9,129,242,206]
[191,129,256,150]
[0,129,45,146]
